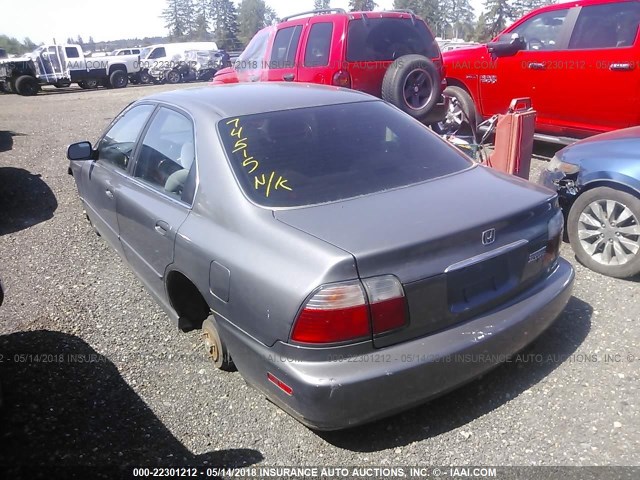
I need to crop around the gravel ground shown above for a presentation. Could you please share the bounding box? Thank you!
[0,84,638,474]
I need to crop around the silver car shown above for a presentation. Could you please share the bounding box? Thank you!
[67,83,574,430]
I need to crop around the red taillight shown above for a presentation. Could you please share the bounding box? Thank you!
[362,276,408,334]
[291,277,407,345]
[332,70,351,88]
[544,210,564,269]
[291,281,370,344]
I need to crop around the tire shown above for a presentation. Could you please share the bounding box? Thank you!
[382,54,440,121]
[139,71,153,84]
[54,80,71,88]
[14,75,40,96]
[109,70,128,89]
[431,85,478,136]
[567,186,640,278]
[165,69,181,84]
[201,316,235,371]
[79,79,98,89]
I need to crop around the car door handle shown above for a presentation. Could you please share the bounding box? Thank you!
[609,63,634,71]
[283,73,295,82]
[528,62,546,70]
[154,220,171,236]
[105,189,114,199]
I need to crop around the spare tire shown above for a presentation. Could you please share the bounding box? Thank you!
[382,54,440,121]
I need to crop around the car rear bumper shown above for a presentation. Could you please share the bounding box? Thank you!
[220,258,574,430]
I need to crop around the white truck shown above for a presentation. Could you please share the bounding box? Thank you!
[0,44,141,95]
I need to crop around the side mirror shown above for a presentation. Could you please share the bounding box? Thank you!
[67,141,94,161]
[487,34,526,58]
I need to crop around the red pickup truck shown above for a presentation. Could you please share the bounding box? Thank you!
[440,0,640,143]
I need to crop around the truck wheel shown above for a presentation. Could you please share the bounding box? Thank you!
[431,86,478,136]
[201,316,235,371]
[382,54,440,122]
[109,70,128,89]
[139,71,153,84]
[568,187,640,278]
[165,69,181,84]
[54,80,71,88]
[80,79,98,89]
[15,75,40,96]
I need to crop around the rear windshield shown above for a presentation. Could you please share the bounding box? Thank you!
[218,101,471,208]
[347,17,439,62]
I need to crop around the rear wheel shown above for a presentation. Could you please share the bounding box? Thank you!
[79,79,98,89]
[109,70,128,89]
[568,187,640,278]
[431,86,478,136]
[201,316,235,371]
[165,69,181,84]
[139,71,153,84]
[382,54,440,122]
[14,75,40,96]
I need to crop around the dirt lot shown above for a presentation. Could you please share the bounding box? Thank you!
[0,84,638,474]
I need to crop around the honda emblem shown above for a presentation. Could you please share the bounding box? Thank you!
[482,228,496,246]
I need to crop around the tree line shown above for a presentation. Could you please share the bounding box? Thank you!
[162,0,557,49]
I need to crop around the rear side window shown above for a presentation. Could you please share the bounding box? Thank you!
[304,23,333,67]
[218,101,471,208]
[569,2,640,49]
[346,18,439,62]
[270,26,302,69]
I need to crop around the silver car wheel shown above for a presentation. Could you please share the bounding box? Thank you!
[578,199,640,266]
[436,96,464,132]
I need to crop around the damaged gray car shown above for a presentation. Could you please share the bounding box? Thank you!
[67,83,574,430]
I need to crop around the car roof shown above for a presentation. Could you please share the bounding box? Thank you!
[528,0,638,13]
[141,83,376,119]
[279,9,426,25]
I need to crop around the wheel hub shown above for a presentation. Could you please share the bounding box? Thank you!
[578,199,640,266]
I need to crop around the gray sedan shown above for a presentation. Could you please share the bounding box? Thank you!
[67,83,574,430]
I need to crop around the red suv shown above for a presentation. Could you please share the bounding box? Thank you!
[440,0,640,143]
[212,8,448,124]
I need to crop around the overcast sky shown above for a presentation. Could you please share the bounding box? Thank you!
[0,0,483,44]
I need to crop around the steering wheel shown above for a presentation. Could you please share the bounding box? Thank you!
[527,37,544,50]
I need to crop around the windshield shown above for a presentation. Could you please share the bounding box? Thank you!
[140,47,152,59]
[218,101,471,208]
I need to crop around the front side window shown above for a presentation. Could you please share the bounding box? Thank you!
[270,25,302,69]
[569,3,640,49]
[97,104,155,170]
[505,9,569,50]
[148,47,166,59]
[347,18,439,62]
[218,101,471,208]
[236,27,272,71]
[134,107,195,201]
[304,23,333,67]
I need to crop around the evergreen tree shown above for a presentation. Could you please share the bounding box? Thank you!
[192,0,211,40]
[212,0,240,49]
[76,35,84,45]
[473,12,492,42]
[162,0,187,39]
[482,0,513,40]
[349,0,377,11]
[393,0,442,35]
[238,0,271,46]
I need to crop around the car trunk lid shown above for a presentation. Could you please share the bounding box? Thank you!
[275,166,559,347]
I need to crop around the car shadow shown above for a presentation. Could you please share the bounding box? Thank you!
[0,167,57,236]
[319,295,592,451]
[0,131,26,153]
[0,331,263,477]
